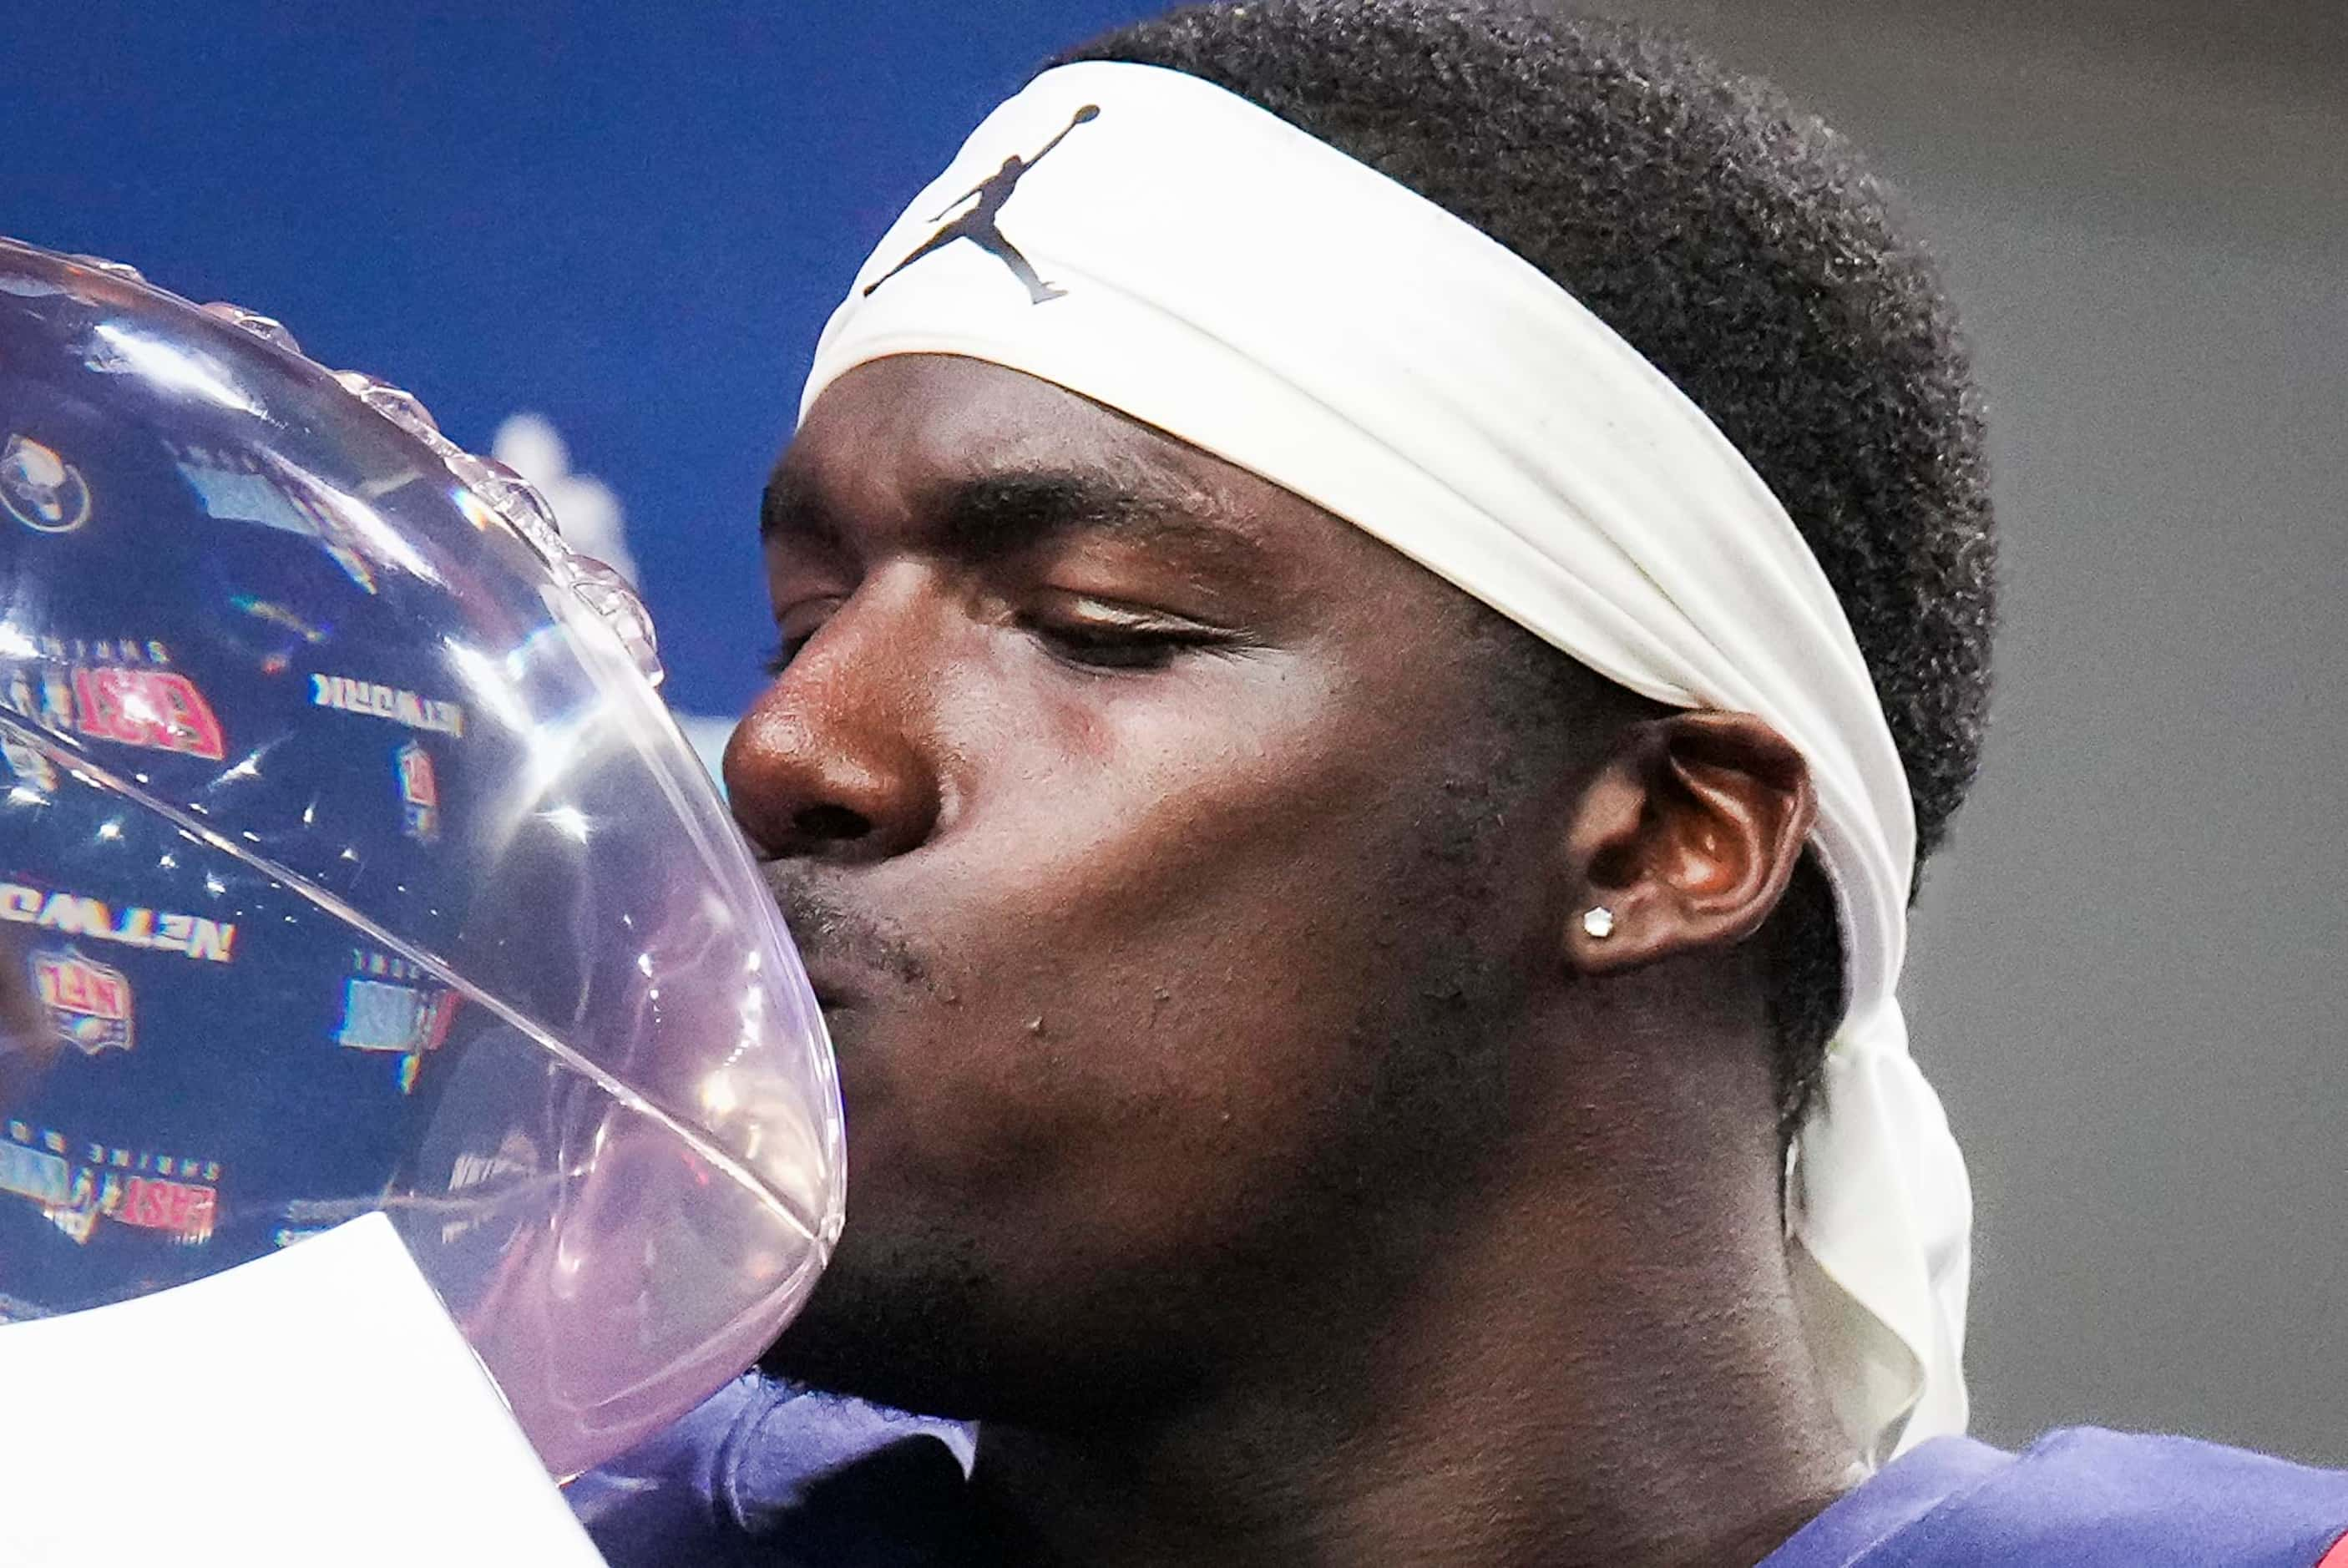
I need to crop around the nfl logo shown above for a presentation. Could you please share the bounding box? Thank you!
[395,739,440,842]
[33,948,133,1055]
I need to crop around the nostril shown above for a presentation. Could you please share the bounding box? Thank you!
[793,803,872,843]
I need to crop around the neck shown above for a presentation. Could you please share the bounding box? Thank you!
[968,1011,1856,1568]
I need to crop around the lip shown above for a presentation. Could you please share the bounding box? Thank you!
[797,959,871,1013]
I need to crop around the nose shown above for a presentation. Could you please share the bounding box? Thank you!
[724,576,944,865]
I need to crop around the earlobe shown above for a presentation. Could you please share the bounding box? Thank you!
[1562,712,1815,976]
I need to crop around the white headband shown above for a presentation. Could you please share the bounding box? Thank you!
[801,60,1971,1464]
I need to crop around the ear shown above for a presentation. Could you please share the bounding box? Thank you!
[1561,711,1817,976]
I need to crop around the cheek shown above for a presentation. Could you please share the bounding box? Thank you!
[1003,651,1415,1013]
[859,652,1463,1252]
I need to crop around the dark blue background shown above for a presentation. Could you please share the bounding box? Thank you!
[2,1,1153,716]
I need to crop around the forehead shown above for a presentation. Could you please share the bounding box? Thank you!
[772,355,1324,559]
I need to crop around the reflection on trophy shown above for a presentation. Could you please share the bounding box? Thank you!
[0,435,91,534]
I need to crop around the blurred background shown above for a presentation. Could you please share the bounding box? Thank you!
[3,0,2341,1462]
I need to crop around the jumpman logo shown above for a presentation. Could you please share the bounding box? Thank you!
[864,105,1101,305]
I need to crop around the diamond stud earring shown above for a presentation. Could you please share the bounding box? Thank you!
[1581,907,1616,940]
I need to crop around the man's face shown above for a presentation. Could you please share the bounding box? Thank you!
[733,356,1591,1421]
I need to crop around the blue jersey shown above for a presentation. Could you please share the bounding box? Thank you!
[568,1375,980,1567]
[1764,1429,2348,1567]
[574,1378,2348,1567]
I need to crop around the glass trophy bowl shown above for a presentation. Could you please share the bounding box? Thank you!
[0,238,844,1479]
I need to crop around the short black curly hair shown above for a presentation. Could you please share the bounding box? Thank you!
[1058,0,1996,1137]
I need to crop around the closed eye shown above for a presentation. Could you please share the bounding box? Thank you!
[766,595,846,676]
[1019,594,1249,674]
[761,595,1249,678]
[1025,617,1226,671]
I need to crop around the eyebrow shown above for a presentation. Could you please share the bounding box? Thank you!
[762,463,1270,570]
